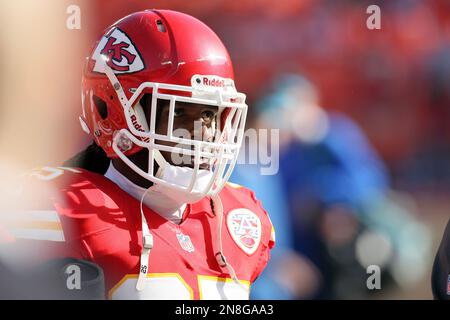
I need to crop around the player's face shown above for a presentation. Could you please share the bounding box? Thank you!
[155,101,219,169]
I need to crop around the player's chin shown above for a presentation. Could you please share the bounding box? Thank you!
[166,157,211,170]
[180,161,211,171]
[199,162,211,170]
[186,157,212,171]
[163,151,212,170]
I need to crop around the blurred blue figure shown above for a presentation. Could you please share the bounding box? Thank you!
[278,111,390,298]
[248,74,431,299]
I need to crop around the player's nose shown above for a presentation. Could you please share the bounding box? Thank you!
[190,120,214,142]
[190,109,216,142]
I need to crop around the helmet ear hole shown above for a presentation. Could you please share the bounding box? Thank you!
[93,95,108,120]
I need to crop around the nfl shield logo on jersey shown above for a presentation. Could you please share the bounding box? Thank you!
[227,208,262,255]
[176,232,195,253]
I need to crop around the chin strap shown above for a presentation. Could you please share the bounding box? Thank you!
[136,149,167,291]
[212,195,248,292]
[136,186,153,291]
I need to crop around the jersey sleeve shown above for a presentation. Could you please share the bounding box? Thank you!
[0,166,104,298]
[0,167,93,268]
[224,182,276,282]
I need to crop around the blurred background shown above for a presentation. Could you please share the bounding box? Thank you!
[0,0,449,299]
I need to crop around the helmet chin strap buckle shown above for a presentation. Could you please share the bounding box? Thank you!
[143,234,153,249]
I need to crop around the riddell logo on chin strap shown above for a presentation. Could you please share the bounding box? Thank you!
[203,77,225,87]
[130,115,150,143]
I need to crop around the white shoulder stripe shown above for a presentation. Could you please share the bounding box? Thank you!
[2,210,61,222]
[9,228,65,242]
[1,210,65,242]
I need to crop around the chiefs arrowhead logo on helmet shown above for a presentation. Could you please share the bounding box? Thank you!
[91,28,145,74]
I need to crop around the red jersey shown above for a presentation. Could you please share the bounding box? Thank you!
[1,166,275,300]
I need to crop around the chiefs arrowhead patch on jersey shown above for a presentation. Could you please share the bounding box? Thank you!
[92,28,144,74]
[226,208,262,255]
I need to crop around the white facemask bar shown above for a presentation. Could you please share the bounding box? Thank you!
[102,59,247,197]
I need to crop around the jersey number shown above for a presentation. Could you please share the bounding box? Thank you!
[109,273,250,300]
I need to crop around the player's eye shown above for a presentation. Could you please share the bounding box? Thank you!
[174,108,185,118]
[201,110,216,122]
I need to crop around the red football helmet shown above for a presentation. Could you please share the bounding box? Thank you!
[80,10,247,197]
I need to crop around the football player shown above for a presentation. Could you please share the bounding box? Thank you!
[0,10,274,299]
